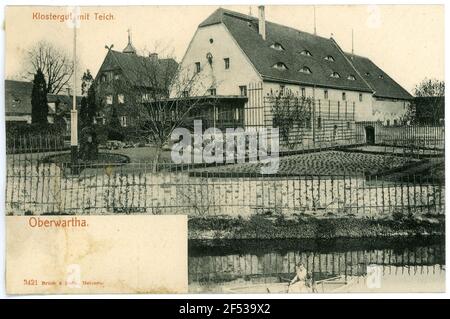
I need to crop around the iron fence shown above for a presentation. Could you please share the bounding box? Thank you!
[5,151,445,216]
[189,241,445,285]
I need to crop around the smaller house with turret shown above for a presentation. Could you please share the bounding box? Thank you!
[94,31,178,129]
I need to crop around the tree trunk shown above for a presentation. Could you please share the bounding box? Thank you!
[152,146,162,173]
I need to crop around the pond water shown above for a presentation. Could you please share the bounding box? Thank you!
[189,236,445,293]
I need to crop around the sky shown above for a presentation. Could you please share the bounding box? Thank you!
[4,5,445,94]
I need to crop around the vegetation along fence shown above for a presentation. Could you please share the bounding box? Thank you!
[6,157,444,216]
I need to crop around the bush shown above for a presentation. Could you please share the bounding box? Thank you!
[6,123,65,152]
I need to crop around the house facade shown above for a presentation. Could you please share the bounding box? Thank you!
[174,7,413,134]
[5,79,81,132]
[94,34,178,129]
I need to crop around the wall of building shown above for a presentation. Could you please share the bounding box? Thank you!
[172,23,262,97]
[372,98,410,125]
[5,115,31,124]
[261,81,374,121]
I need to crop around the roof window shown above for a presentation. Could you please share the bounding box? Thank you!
[330,71,340,78]
[270,42,285,51]
[299,66,312,74]
[300,50,312,56]
[273,62,288,70]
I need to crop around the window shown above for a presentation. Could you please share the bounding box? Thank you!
[347,75,356,81]
[182,91,189,97]
[270,42,285,51]
[106,95,113,105]
[324,55,335,62]
[300,50,312,56]
[359,93,363,102]
[394,119,398,126]
[301,87,306,97]
[234,108,240,121]
[209,88,216,96]
[195,62,201,73]
[330,72,340,78]
[299,66,312,74]
[118,94,124,104]
[101,74,107,82]
[317,117,322,129]
[347,121,351,129]
[114,73,120,80]
[239,85,247,97]
[209,38,214,44]
[224,58,230,69]
[342,92,346,101]
[120,116,127,127]
[386,120,390,127]
[279,85,285,96]
[324,90,329,100]
[142,93,151,102]
[272,62,288,70]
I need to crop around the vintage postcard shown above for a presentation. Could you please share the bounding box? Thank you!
[3,5,445,294]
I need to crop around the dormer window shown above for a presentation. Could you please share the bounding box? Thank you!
[378,74,384,79]
[300,50,312,56]
[330,72,340,78]
[272,62,288,71]
[324,55,335,62]
[347,75,356,81]
[365,72,370,76]
[299,66,312,74]
[270,42,285,51]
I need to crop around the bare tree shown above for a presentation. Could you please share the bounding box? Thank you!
[414,78,445,97]
[25,40,74,94]
[271,93,313,149]
[403,78,445,125]
[97,45,219,172]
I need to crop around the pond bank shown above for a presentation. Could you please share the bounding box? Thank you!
[188,214,444,240]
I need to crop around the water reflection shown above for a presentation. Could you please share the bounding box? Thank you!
[189,237,445,293]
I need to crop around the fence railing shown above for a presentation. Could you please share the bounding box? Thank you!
[189,241,445,285]
[5,157,445,216]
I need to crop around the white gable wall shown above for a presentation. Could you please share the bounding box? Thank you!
[172,23,262,97]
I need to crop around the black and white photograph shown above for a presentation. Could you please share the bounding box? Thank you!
[2,4,446,295]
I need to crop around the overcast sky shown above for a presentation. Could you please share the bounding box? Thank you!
[5,5,444,94]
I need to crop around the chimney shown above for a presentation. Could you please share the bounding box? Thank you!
[149,52,158,62]
[258,5,266,40]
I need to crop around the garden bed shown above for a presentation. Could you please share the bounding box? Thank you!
[42,152,130,166]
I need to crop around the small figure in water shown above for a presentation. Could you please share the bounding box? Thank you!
[288,263,313,293]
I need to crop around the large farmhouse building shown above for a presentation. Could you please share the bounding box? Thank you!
[174,7,413,135]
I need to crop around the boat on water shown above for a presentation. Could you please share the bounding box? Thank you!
[223,275,358,293]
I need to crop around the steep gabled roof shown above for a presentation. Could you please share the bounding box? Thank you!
[345,53,413,100]
[96,50,178,88]
[199,8,372,92]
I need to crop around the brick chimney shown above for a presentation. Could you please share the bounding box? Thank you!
[258,5,266,40]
